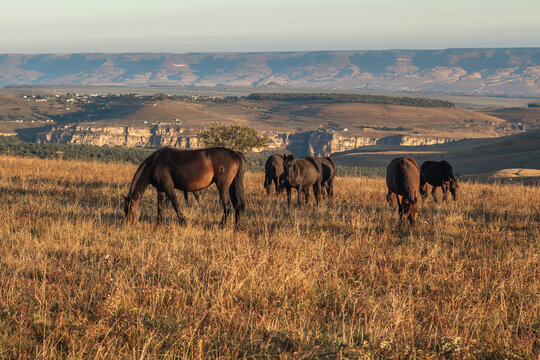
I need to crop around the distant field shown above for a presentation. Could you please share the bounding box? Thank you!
[462,169,540,185]
[0,155,538,358]
[3,86,537,109]
[85,99,507,138]
[0,90,520,142]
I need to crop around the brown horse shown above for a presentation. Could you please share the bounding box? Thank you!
[263,154,284,195]
[282,154,322,205]
[420,160,459,201]
[124,147,246,228]
[386,157,420,225]
[318,156,336,198]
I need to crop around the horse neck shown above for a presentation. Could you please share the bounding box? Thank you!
[128,160,150,201]
[400,166,416,203]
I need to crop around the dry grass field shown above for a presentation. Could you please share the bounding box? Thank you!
[0,155,539,359]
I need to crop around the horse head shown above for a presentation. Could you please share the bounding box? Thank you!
[123,195,141,224]
[282,154,297,184]
[449,177,460,201]
[403,197,418,225]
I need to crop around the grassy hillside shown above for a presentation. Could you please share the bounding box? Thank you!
[333,130,540,176]
[482,107,540,130]
[92,98,508,139]
[0,155,538,358]
[0,91,515,141]
[447,129,540,174]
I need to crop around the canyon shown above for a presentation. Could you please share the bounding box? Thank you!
[35,124,453,156]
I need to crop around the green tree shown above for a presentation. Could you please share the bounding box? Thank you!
[198,123,270,152]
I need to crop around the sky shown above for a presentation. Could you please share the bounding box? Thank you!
[1,0,539,53]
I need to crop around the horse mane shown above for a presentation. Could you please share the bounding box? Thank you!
[128,149,161,200]
[400,159,416,203]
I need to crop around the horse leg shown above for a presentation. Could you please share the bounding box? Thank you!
[286,185,292,206]
[397,194,404,220]
[216,184,232,227]
[431,186,438,202]
[162,180,187,226]
[183,190,189,205]
[297,185,303,206]
[156,191,166,225]
[314,182,321,205]
[278,176,285,194]
[320,183,327,199]
[273,176,280,195]
[193,192,200,203]
[264,176,271,195]
[328,179,334,199]
[420,181,428,201]
[386,189,395,207]
[442,183,448,202]
[304,188,309,204]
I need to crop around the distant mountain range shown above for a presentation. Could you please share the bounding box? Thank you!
[1,49,539,95]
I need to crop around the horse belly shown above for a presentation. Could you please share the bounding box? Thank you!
[173,171,214,192]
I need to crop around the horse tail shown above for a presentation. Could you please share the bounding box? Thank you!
[230,151,246,214]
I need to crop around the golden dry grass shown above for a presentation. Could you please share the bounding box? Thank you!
[0,155,539,359]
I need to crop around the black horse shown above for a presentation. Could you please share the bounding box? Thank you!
[282,154,322,205]
[318,156,336,198]
[124,147,246,228]
[386,157,420,225]
[420,160,459,201]
[263,154,284,195]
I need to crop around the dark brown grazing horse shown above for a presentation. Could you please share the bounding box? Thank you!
[282,154,322,205]
[263,154,284,195]
[386,157,420,225]
[124,147,246,228]
[420,160,459,201]
[318,156,336,198]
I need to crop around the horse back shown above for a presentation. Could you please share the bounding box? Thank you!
[387,157,420,200]
[294,156,322,186]
[421,160,455,185]
[154,147,241,192]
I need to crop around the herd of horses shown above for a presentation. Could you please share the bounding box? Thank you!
[123,147,459,228]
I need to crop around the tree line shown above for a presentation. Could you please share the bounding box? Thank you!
[246,93,455,108]
[0,136,384,177]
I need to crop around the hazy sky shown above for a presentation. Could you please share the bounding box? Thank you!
[2,0,539,53]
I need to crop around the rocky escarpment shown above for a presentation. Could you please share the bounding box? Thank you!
[35,125,454,156]
[37,125,201,149]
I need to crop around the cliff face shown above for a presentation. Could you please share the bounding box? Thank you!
[37,125,201,149]
[36,125,453,156]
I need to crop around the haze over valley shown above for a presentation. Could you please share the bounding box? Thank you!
[2,48,539,96]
